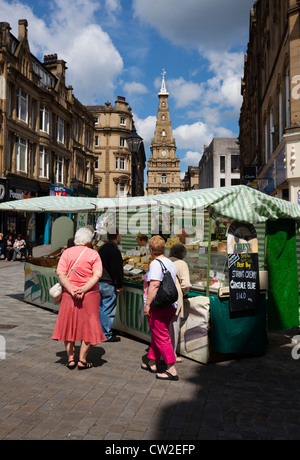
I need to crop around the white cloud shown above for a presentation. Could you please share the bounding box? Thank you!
[133,0,253,53]
[124,81,149,96]
[167,78,203,109]
[174,122,213,151]
[182,151,203,166]
[133,114,157,150]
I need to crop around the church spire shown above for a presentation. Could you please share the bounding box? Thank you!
[159,69,169,96]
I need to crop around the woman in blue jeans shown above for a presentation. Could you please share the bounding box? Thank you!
[98,228,123,341]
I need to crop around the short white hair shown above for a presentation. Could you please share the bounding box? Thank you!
[74,227,93,246]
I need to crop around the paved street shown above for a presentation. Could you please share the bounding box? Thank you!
[0,248,300,441]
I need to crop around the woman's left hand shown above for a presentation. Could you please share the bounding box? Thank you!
[144,304,150,317]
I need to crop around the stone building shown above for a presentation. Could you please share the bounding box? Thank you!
[182,166,199,191]
[198,138,240,189]
[147,74,182,195]
[87,97,145,198]
[0,19,96,240]
[239,0,300,203]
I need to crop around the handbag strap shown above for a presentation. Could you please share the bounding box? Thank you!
[154,258,167,274]
[66,246,88,277]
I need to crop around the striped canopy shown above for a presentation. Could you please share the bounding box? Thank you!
[0,185,299,223]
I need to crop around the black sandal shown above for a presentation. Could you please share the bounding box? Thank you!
[66,360,76,370]
[78,360,93,370]
[156,371,179,381]
[141,363,157,373]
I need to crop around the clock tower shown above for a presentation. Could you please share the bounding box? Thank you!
[147,72,182,195]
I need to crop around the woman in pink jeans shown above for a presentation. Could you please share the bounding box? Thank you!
[142,235,178,381]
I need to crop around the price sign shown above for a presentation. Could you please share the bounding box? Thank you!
[227,222,260,312]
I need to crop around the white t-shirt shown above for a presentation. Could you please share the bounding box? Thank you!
[146,256,178,309]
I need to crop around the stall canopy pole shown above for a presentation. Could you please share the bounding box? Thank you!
[206,216,213,297]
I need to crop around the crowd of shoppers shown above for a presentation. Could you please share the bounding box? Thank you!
[51,226,190,381]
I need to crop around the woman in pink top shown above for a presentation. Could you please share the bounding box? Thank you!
[52,227,106,370]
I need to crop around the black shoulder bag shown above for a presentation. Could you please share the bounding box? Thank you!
[150,259,178,309]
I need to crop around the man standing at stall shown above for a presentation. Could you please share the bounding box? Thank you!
[98,227,123,342]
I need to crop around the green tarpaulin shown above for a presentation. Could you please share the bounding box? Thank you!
[0,185,300,223]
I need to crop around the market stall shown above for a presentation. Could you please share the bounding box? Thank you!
[1,185,300,363]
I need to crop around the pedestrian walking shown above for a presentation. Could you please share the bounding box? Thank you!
[98,227,123,342]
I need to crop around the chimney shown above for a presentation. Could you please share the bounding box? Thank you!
[18,19,28,41]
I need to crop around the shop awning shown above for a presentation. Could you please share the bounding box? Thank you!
[0,185,299,223]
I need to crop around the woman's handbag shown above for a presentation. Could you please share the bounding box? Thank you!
[150,259,178,309]
[49,283,62,305]
[49,247,88,305]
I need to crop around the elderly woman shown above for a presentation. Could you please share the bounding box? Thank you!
[52,227,106,370]
[169,242,191,362]
[142,235,179,381]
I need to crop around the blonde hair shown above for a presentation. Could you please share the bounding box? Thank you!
[149,235,165,256]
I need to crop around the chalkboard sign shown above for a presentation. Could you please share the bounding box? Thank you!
[227,222,260,312]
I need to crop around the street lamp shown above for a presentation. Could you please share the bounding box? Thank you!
[126,122,143,197]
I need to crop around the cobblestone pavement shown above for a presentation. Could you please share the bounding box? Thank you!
[0,249,300,441]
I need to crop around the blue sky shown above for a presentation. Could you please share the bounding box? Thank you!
[1,0,254,176]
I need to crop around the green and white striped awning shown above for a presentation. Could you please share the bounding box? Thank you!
[0,185,299,223]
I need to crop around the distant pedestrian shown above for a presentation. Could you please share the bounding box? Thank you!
[52,227,106,370]
[0,233,6,258]
[5,235,13,261]
[12,234,26,261]
[98,227,123,342]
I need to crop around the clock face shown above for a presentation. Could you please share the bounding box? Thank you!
[161,150,167,156]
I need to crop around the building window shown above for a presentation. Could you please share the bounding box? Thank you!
[120,117,126,126]
[231,178,240,186]
[264,118,268,162]
[162,130,166,137]
[74,121,81,142]
[116,182,126,197]
[119,183,126,197]
[278,85,283,141]
[161,174,167,184]
[285,67,290,128]
[85,161,89,183]
[17,88,28,123]
[95,135,99,146]
[220,156,225,173]
[95,156,99,169]
[94,116,99,124]
[120,157,125,170]
[269,106,274,154]
[39,146,49,178]
[57,116,64,144]
[15,137,27,172]
[39,104,49,133]
[120,137,125,147]
[231,155,240,173]
[56,155,64,183]
[220,178,225,187]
